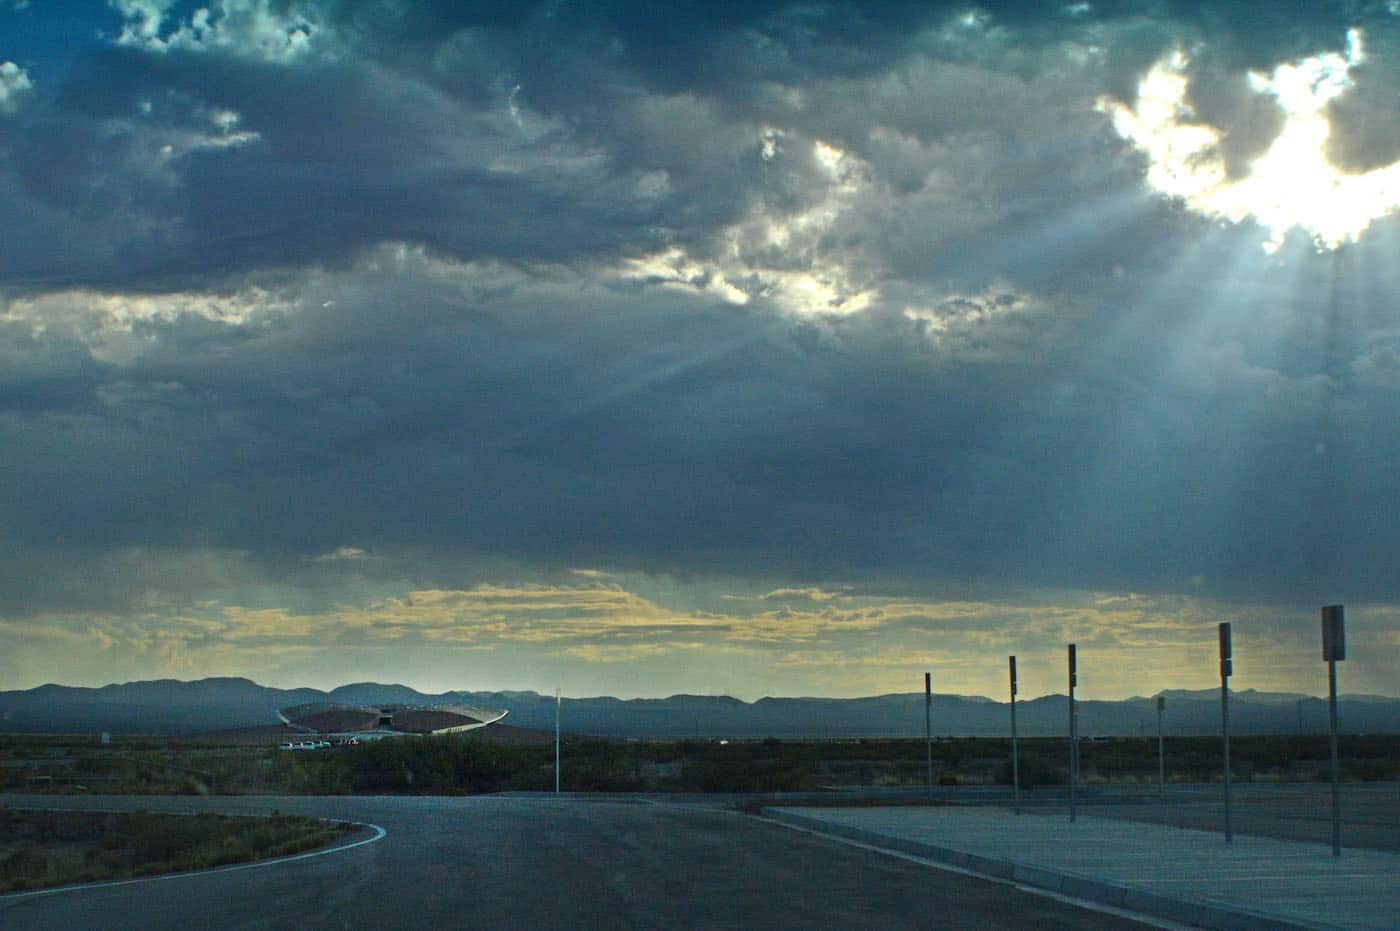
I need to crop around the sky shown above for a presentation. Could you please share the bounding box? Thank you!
[1,0,1398,701]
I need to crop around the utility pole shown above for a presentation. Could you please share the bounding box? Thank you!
[1322,605,1346,856]
[555,687,561,794]
[1068,644,1077,823]
[1156,695,1165,801]
[924,672,933,802]
[1009,656,1019,815]
[1219,622,1233,844]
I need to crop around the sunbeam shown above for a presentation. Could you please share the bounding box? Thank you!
[6,0,1400,706]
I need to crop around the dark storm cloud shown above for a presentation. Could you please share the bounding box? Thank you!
[1327,26,1400,172]
[0,319,104,411]
[3,0,1400,625]
[0,46,691,287]
[6,220,1400,620]
[0,0,1386,289]
[3,1,937,287]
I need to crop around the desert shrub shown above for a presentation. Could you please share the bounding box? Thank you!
[0,811,345,893]
[994,755,1064,788]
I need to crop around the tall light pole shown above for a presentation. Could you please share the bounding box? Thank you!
[1009,656,1019,815]
[924,672,933,802]
[1219,622,1233,843]
[1068,644,1077,823]
[1156,695,1165,801]
[1322,604,1346,856]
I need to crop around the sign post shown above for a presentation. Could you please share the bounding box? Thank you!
[924,672,933,802]
[1156,695,1165,801]
[1009,656,1019,815]
[1322,605,1346,857]
[1068,644,1077,824]
[1219,622,1233,843]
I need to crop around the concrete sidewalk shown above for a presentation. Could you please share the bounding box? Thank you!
[765,806,1399,930]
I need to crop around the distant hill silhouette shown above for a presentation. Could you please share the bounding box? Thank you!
[0,678,1395,737]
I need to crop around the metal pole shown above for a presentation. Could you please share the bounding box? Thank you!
[1009,656,1019,815]
[1328,659,1340,856]
[555,687,561,794]
[1222,680,1231,842]
[1068,644,1077,823]
[924,672,933,802]
[1156,695,1165,801]
[1072,698,1079,815]
[1219,622,1232,844]
[1322,604,1346,857]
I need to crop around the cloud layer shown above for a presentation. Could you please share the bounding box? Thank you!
[2,1,1398,696]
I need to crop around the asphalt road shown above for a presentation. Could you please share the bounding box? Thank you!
[0,795,1155,930]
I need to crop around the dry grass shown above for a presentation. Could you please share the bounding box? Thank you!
[0,809,355,893]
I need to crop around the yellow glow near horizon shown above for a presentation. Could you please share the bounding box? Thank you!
[1099,29,1400,252]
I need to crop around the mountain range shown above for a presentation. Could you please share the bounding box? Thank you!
[2,678,1397,738]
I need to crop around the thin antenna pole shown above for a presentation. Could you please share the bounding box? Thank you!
[924,672,933,803]
[1009,656,1019,815]
[1068,644,1077,823]
[1322,604,1346,857]
[1156,695,1165,801]
[1328,658,1340,855]
[1219,622,1233,844]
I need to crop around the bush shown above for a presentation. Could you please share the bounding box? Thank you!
[994,755,1064,788]
[0,810,347,893]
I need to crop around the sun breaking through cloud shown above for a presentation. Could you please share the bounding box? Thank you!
[1099,29,1400,252]
[2,1,1399,700]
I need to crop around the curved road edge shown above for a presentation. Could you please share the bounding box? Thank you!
[0,815,387,903]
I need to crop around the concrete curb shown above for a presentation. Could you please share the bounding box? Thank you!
[763,808,1335,931]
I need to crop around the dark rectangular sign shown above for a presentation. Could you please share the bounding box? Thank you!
[1322,605,1346,661]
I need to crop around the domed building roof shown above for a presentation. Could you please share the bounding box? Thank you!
[278,701,507,737]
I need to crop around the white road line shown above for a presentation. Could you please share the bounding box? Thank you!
[757,815,1195,931]
[0,820,387,902]
[1137,872,1393,882]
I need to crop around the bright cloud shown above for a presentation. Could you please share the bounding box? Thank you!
[619,137,877,317]
[0,61,31,115]
[2,287,292,364]
[2,578,1341,696]
[312,547,370,562]
[114,0,324,62]
[762,587,846,603]
[1100,29,1400,252]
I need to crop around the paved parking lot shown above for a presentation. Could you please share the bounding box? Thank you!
[767,801,1400,930]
